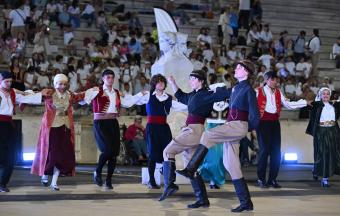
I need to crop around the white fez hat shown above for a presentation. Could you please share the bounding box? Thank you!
[53,74,69,87]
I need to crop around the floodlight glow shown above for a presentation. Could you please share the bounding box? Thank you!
[23,153,35,161]
[284,153,297,161]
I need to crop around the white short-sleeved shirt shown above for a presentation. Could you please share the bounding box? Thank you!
[9,9,26,27]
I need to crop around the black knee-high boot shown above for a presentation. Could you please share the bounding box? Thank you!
[176,144,208,179]
[105,157,116,189]
[159,159,178,201]
[231,178,253,212]
[187,174,210,208]
[94,153,107,186]
[147,160,160,189]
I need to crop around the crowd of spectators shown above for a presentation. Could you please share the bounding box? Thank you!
[0,0,339,116]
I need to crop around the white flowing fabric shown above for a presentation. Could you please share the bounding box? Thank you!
[152,8,193,93]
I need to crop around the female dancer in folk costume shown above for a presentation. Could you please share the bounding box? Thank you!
[134,74,187,189]
[159,70,229,209]
[31,74,98,191]
[0,71,49,193]
[306,87,340,187]
[83,69,146,190]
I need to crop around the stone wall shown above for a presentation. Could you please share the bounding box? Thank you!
[16,112,316,164]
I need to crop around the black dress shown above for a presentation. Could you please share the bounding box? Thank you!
[306,101,340,177]
[145,94,172,163]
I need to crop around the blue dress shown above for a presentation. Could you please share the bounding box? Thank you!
[199,121,225,186]
[146,94,173,163]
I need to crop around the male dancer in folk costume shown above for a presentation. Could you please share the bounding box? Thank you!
[256,71,309,188]
[84,69,145,190]
[31,74,97,191]
[177,60,260,212]
[0,71,49,192]
[159,70,230,209]
[135,74,187,189]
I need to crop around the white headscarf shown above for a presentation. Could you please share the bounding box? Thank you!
[53,74,69,87]
[315,87,331,101]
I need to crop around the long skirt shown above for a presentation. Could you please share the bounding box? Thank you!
[146,123,172,163]
[44,125,75,176]
[313,125,340,177]
[199,122,225,186]
[93,119,121,157]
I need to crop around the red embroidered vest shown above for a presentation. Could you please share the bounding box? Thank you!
[257,87,281,120]
[92,87,121,113]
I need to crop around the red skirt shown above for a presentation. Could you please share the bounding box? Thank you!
[44,125,75,176]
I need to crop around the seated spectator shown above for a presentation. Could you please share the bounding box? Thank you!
[10,57,25,91]
[190,53,204,70]
[208,73,217,85]
[63,25,76,55]
[107,11,121,26]
[134,74,150,115]
[58,3,70,28]
[332,36,340,68]
[67,65,78,92]
[35,70,51,90]
[303,57,312,79]
[24,66,37,89]
[141,38,157,62]
[97,10,108,35]
[257,49,273,72]
[284,76,297,99]
[13,31,26,58]
[37,53,50,73]
[119,41,130,62]
[68,0,81,28]
[33,25,50,55]
[128,38,142,66]
[307,78,319,95]
[76,59,90,90]
[207,60,216,74]
[295,57,307,78]
[46,0,59,25]
[124,116,148,161]
[197,27,213,46]
[257,65,266,78]
[120,61,134,85]
[202,43,214,62]
[218,44,228,66]
[53,55,66,72]
[107,24,117,46]
[285,56,296,76]
[81,2,96,27]
[137,62,149,82]
[122,82,132,96]
[285,39,294,58]
[128,12,143,32]
[322,77,335,91]
[259,23,273,51]
[134,74,150,95]
[227,44,240,65]
[247,22,261,56]
[274,30,288,57]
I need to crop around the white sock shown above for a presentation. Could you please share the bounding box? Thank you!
[41,175,48,182]
[210,180,215,185]
[51,167,60,187]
